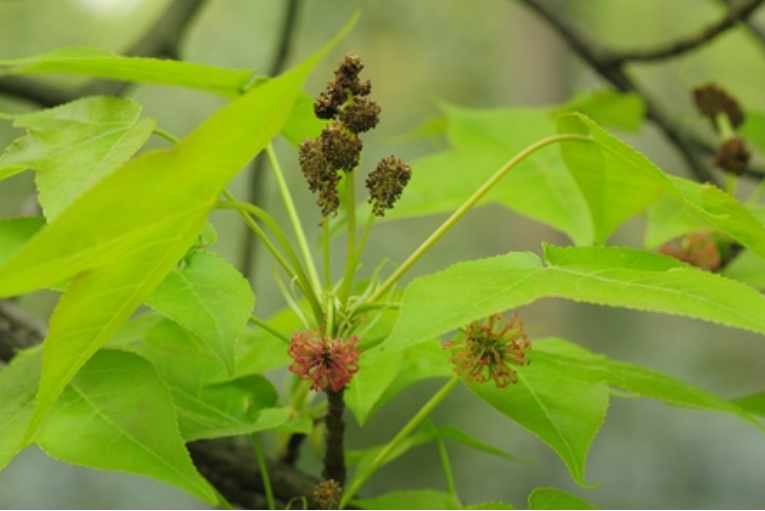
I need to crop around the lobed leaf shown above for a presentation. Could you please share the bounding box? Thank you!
[144,250,255,375]
[0,96,155,219]
[386,245,765,351]
[377,105,593,245]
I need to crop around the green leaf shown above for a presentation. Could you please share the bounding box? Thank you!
[0,47,253,97]
[740,110,765,155]
[527,487,597,510]
[554,89,645,131]
[120,318,284,441]
[723,249,765,289]
[557,113,668,243]
[354,490,458,510]
[345,347,405,426]
[467,342,609,486]
[281,92,328,146]
[35,349,216,504]
[0,350,40,471]
[380,105,593,245]
[145,250,255,374]
[0,96,155,219]
[0,18,355,443]
[465,502,515,510]
[387,245,765,351]
[731,391,765,418]
[0,217,45,266]
[436,424,522,462]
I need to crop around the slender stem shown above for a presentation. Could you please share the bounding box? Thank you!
[249,315,291,345]
[338,172,358,304]
[725,171,739,197]
[323,218,332,289]
[340,376,460,508]
[219,192,323,321]
[267,143,323,295]
[368,134,591,303]
[152,127,180,144]
[434,431,459,507]
[251,434,276,510]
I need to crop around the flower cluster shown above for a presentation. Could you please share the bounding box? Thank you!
[692,83,750,176]
[366,155,412,217]
[287,329,361,393]
[692,83,744,129]
[659,231,722,272]
[299,53,381,217]
[444,312,531,389]
[313,479,342,510]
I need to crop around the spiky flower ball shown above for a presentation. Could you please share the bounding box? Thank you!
[288,329,361,393]
[444,312,531,388]
[715,137,750,176]
[692,83,744,129]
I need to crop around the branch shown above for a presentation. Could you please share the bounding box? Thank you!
[607,0,765,64]
[241,0,302,279]
[0,299,320,508]
[517,0,724,186]
[0,0,210,107]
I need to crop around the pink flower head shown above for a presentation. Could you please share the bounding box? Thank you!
[288,329,361,393]
[444,312,531,389]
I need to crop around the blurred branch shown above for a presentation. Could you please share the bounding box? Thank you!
[241,0,302,280]
[0,299,321,508]
[607,0,765,64]
[0,0,209,107]
[517,0,765,184]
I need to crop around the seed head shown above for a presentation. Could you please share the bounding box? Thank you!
[715,137,750,175]
[313,479,343,510]
[320,121,363,172]
[366,156,412,217]
[339,97,381,134]
[692,83,744,129]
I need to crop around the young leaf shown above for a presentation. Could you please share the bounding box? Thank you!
[0,96,155,219]
[386,245,765,351]
[35,349,217,504]
[144,250,255,375]
[0,47,253,97]
[0,18,355,443]
[353,490,458,510]
[527,487,597,510]
[465,502,515,510]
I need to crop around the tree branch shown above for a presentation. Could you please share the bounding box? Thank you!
[517,0,735,186]
[241,0,302,280]
[607,0,765,64]
[0,0,210,107]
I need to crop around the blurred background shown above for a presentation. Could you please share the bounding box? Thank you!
[2,0,765,508]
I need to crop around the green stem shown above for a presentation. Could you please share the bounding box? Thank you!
[219,192,323,321]
[725,171,739,197]
[338,172,358,304]
[368,134,591,303]
[339,376,460,508]
[323,217,332,290]
[152,127,180,144]
[251,434,276,510]
[267,143,323,295]
[434,430,459,507]
[249,315,291,345]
